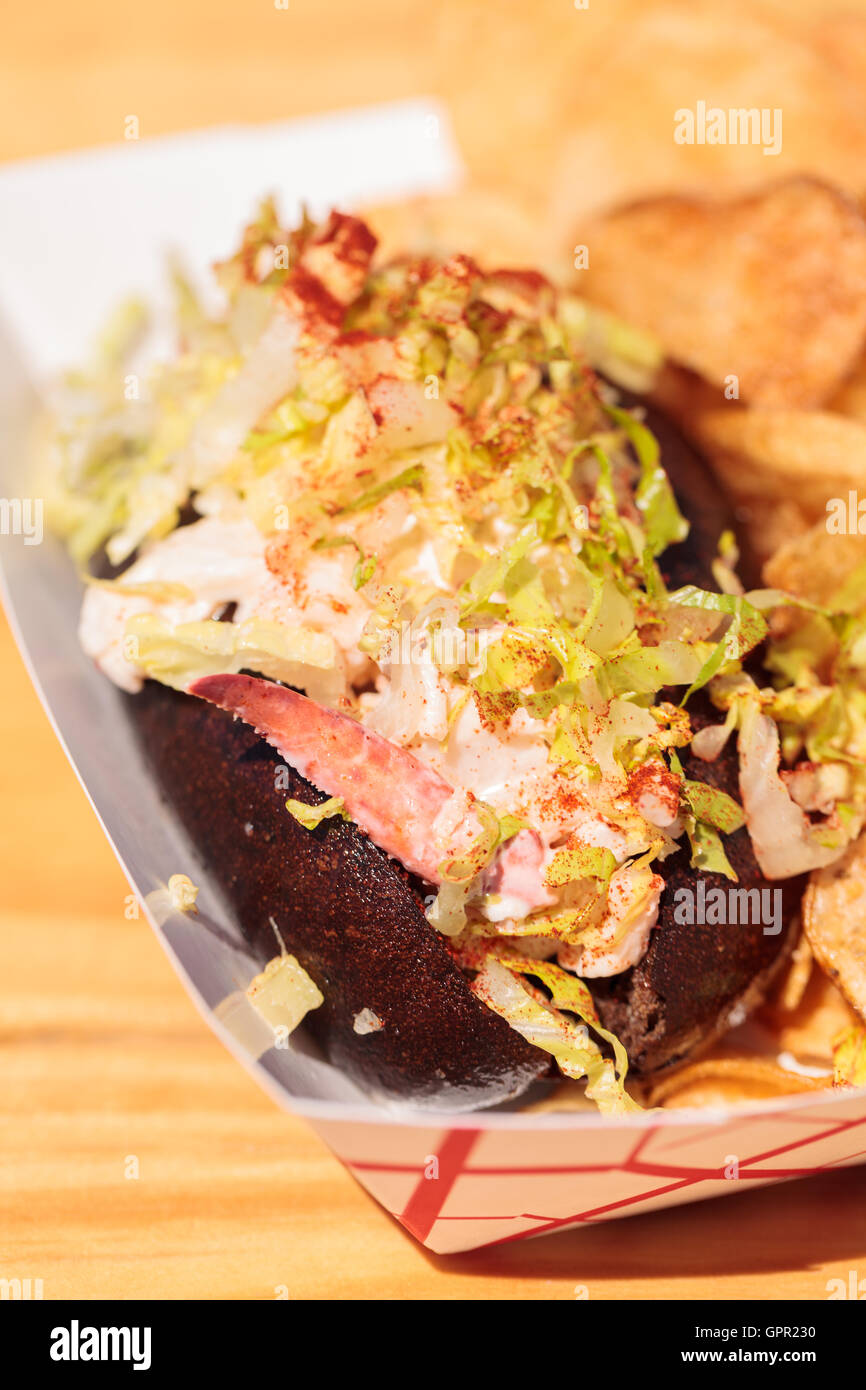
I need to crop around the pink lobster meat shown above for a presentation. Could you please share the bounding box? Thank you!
[189,673,553,912]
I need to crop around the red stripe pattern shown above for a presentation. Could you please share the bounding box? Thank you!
[311,1091,866,1254]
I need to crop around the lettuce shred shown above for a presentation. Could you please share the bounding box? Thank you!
[471,954,638,1114]
[285,797,348,830]
[246,950,324,1036]
[833,1026,866,1088]
[125,614,335,690]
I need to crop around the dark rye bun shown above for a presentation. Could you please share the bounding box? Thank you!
[128,682,550,1110]
[593,689,802,1074]
[124,400,797,1105]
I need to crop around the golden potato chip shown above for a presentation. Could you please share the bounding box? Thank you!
[650,362,727,436]
[648,1056,829,1110]
[811,10,866,97]
[803,833,866,1021]
[763,520,866,606]
[548,3,866,235]
[645,373,812,560]
[690,406,866,519]
[730,499,814,569]
[759,966,861,1066]
[575,180,866,408]
[828,352,866,426]
[420,0,618,216]
[362,187,546,271]
[769,931,813,1014]
[832,1025,866,1087]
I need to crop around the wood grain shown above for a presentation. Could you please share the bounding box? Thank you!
[2,0,866,1301]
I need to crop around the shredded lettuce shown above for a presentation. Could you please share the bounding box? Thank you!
[685,820,738,881]
[336,463,425,516]
[498,953,632,1082]
[285,796,348,830]
[604,641,708,696]
[246,951,324,1036]
[833,1026,866,1088]
[426,880,473,938]
[437,802,526,885]
[84,574,196,604]
[167,872,199,913]
[459,523,539,620]
[312,534,378,589]
[607,405,687,558]
[669,587,768,700]
[667,747,741,878]
[125,613,335,690]
[682,780,745,834]
[471,956,638,1114]
[544,844,618,887]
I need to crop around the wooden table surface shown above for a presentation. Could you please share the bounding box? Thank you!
[2,0,866,1301]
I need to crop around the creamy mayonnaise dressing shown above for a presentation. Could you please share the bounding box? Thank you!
[558,865,664,977]
[80,514,372,693]
[80,517,270,691]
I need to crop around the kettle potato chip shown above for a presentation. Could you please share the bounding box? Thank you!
[647,1056,830,1109]
[803,833,866,1021]
[688,408,866,544]
[763,523,866,606]
[575,179,866,408]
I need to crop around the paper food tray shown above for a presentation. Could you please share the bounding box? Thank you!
[0,102,864,1255]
